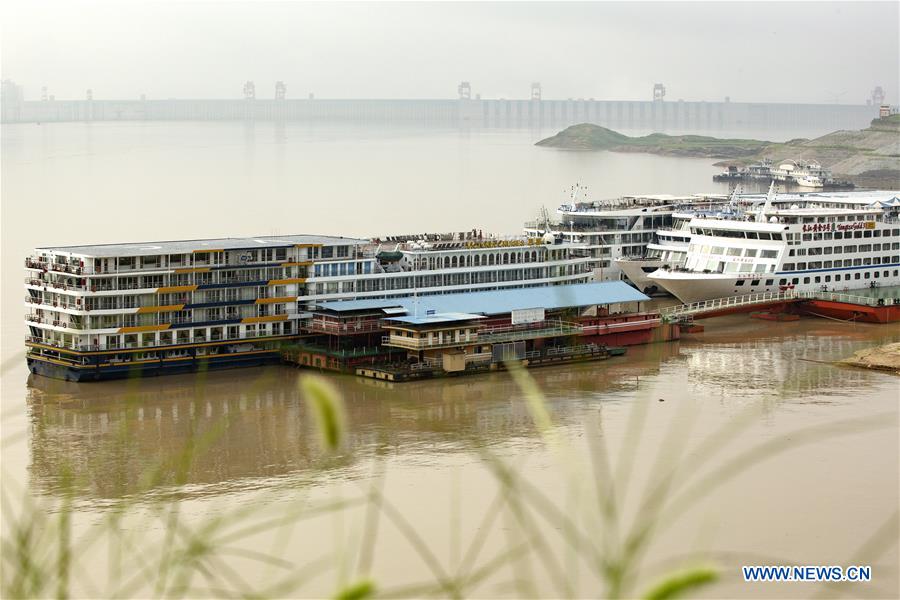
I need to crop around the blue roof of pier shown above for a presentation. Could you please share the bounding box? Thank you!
[318,281,649,316]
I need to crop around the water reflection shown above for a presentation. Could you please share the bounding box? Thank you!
[26,342,681,503]
[25,319,896,505]
[679,317,898,400]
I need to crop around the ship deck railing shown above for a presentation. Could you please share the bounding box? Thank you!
[309,320,385,335]
[794,289,900,306]
[282,342,388,359]
[381,334,478,350]
[24,297,83,310]
[27,333,291,354]
[544,343,605,356]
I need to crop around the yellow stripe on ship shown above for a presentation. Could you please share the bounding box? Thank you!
[281,261,313,267]
[117,324,172,334]
[268,278,306,285]
[137,304,185,314]
[29,355,98,369]
[294,243,323,248]
[157,285,198,294]
[242,315,289,324]
[255,296,295,304]
[192,248,224,253]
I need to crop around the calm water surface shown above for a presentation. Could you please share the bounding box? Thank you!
[2,122,898,598]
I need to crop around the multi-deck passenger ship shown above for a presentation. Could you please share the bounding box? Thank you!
[25,232,593,380]
[523,189,719,281]
[649,189,900,303]
[615,197,746,294]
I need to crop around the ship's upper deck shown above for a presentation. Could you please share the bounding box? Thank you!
[558,194,710,216]
[34,234,369,259]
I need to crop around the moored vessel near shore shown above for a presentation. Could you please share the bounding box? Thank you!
[24,232,594,380]
[648,188,900,303]
[794,174,825,188]
[714,158,855,189]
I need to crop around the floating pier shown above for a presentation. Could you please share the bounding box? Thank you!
[281,281,678,381]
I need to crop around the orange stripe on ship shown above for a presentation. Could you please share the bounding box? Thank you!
[255,296,295,304]
[137,304,185,314]
[242,315,289,324]
[117,324,172,334]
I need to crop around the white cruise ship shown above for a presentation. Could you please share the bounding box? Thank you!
[615,196,746,294]
[648,189,900,303]
[523,186,725,283]
[25,231,593,380]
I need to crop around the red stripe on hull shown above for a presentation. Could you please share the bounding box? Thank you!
[798,300,900,324]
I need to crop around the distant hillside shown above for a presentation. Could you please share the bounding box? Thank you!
[534,123,771,158]
[730,115,900,188]
[536,119,900,188]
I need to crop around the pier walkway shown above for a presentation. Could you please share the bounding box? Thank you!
[661,288,900,323]
[660,291,799,321]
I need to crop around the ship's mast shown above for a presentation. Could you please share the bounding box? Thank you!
[756,180,776,223]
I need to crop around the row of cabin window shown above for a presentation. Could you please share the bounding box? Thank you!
[394,329,473,338]
[691,229,784,240]
[118,322,292,345]
[84,286,289,310]
[789,242,900,256]
[734,269,899,287]
[689,245,779,258]
[113,246,349,269]
[694,261,773,274]
[312,267,574,295]
[782,256,899,271]
[114,248,292,269]
[799,215,877,223]
[314,262,372,277]
[793,228,900,243]
[90,267,295,290]
[422,251,547,269]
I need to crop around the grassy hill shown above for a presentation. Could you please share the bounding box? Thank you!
[742,115,900,188]
[534,123,771,158]
[536,119,900,188]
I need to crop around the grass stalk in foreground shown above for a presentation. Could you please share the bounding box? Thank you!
[2,366,897,598]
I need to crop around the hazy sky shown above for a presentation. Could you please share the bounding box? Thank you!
[2,1,898,104]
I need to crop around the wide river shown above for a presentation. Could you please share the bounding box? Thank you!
[2,122,898,598]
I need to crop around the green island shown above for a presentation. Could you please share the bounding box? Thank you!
[536,114,900,188]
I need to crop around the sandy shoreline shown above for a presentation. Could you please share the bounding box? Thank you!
[839,342,900,374]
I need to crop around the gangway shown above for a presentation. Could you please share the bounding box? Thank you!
[660,289,900,323]
[660,291,799,322]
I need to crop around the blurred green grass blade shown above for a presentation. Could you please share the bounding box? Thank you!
[505,361,554,441]
[301,375,347,452]
[641,566,718,600]
[334,578,376,600]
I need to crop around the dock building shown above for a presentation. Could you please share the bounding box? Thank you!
[299,282,673,380]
